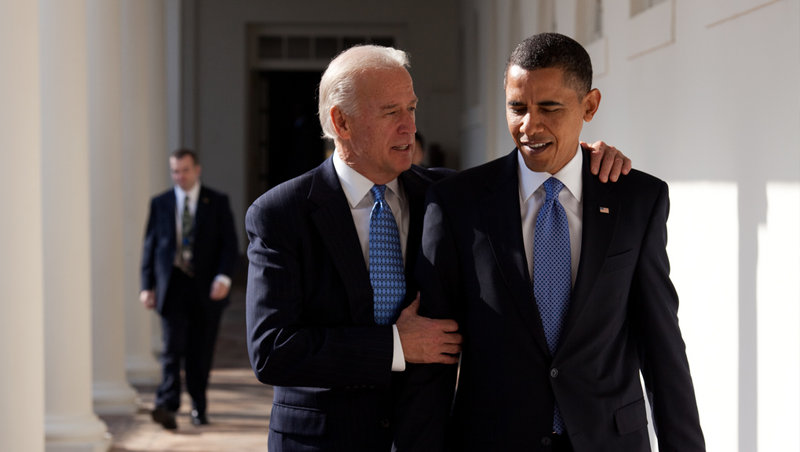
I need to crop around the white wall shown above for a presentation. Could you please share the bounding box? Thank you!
[184,0,461,249]
[460,0,800,450]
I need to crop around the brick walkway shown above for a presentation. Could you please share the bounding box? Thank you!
[102,277,274,451]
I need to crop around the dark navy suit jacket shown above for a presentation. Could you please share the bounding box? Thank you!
[140,185,238,312]
[397,148,705,452]
[245,157,453,451]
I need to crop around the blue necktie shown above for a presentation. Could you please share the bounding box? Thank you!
[369,185,405,325]
[534,177,571,435]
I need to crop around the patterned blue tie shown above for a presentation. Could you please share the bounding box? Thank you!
[369,185,406,325]
[534,177,571,435]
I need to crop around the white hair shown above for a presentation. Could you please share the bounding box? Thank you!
[318,45,410,140]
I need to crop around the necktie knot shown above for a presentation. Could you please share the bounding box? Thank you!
[371,184,388,204]
[543,177,564,201]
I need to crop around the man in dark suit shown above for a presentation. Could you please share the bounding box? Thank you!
[245,45,630,452]
[140,149,238,429]
[400,33,705,451]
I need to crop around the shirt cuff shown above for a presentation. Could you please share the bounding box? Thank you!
[391,324,406,372]
[214,274,232,288]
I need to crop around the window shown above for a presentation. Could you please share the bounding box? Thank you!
[631,0,668,17]
[577,0,603,45]
[255,34,396,63]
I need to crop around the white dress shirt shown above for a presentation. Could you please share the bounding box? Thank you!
[174,182,231,288]
[333,152,408,371]
[518,146,584,288]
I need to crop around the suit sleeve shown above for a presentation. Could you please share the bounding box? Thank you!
[214,193,239,278]
[245,202,394,389]
[140,197,158,291]
[393,185,459,452]
[629,181,705,451]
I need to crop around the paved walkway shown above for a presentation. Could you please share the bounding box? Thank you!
[102,279,274,451]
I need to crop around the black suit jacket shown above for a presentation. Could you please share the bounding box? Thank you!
[245,157,453,451]
[399,148,704,452]
[141,185,238,313]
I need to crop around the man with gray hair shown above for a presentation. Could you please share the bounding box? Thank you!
[245,44,629,451]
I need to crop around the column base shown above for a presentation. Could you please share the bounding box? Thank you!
[92,381,138,415]
[46,435,112,452]
[126,353,160,385]
[46,413,111,452]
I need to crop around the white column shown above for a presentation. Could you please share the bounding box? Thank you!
[92,0,159,388]
[87,2,151,419]
[40,0,113,450]
[122,0,170,386]
[0,2,45,451]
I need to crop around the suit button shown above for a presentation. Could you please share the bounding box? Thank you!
[380,419,390,428]
[541,436,552,446]
[550,368,559,378]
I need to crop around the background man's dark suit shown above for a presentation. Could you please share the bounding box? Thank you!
[141,185,238,416]
[245,157,453,451]
[405,148,704,451]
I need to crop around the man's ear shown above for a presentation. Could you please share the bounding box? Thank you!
[582,88,601,122]
[331,106,351,140]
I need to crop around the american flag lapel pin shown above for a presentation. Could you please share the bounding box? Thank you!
[599,207,610,214]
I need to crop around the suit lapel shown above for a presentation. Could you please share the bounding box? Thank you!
[194,186,210,241]
[399,169,428,304]
[481,151,551,357]
[309,158,375,325]
[559,151,619,346]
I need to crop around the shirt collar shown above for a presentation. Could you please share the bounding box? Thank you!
[174,181,201,203]
[518,145,583,203]
[333,150,403,207]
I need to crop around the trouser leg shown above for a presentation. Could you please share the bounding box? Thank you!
[154,270,193,411]
[184,301,224,414]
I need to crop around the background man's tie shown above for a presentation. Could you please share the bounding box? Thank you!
[179,195,194,275]
[533,177,571,435]
[369,185,405,325]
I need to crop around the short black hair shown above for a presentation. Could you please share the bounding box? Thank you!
[170,148,199,165]
[504,33,593,97]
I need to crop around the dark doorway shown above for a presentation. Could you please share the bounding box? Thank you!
[247,70,325,204]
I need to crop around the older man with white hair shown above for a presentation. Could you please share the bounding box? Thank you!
[245,44,628,451]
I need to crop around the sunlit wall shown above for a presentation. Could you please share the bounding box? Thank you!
[456,0,800,450]
[667,182,739,452]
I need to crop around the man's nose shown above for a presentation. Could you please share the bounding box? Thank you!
[521,112,544,136]
[398,110,416,134]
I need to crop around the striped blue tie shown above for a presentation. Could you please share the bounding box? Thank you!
[534,177,571,435]
[369,185,405,325]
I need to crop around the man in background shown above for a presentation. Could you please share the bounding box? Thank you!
[140,149,238,430]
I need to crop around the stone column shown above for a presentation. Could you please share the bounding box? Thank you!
[83,0,140,421]
[121,0,169,386]
[40,0,113,450]
[0,1,45,451]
